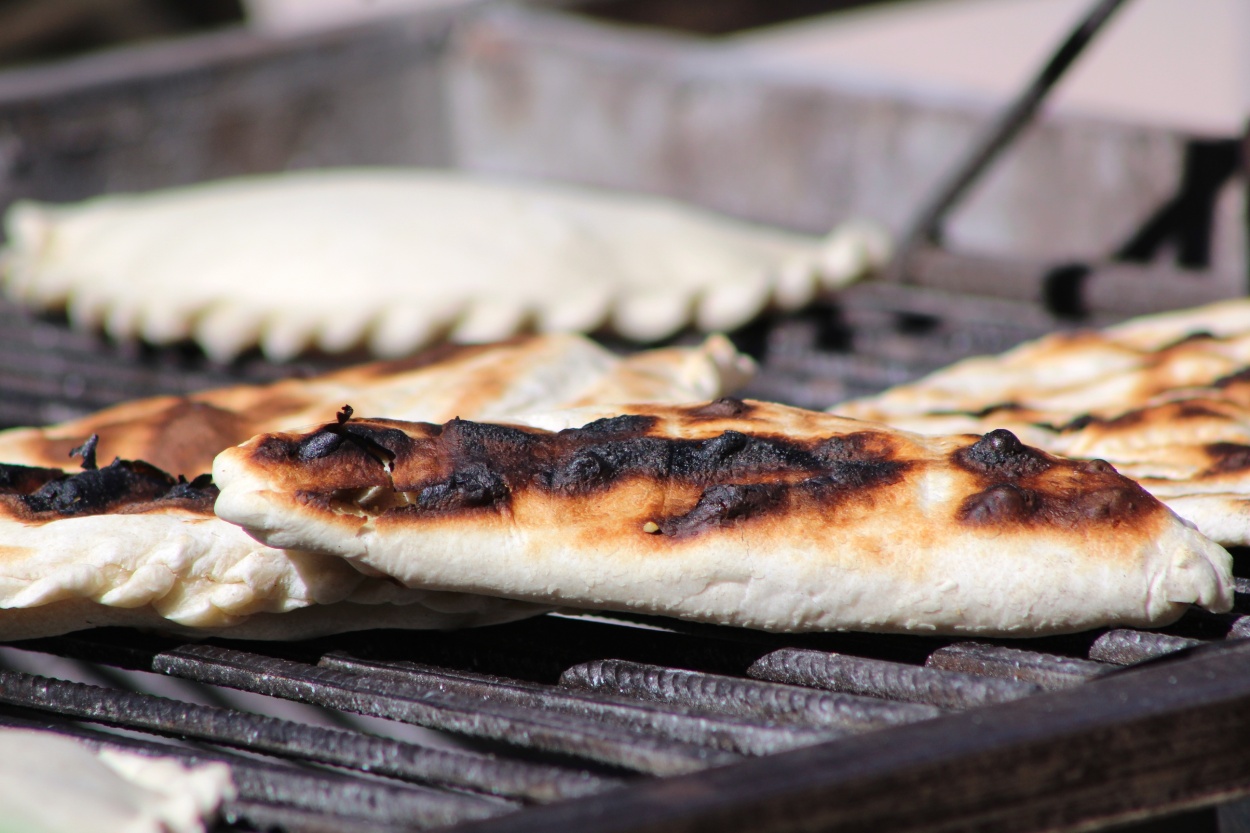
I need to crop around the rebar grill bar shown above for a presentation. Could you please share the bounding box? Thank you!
[558,659,941,730]
[747,648,1044,709]
[153,643,740,775]
[0,580,1248,833]
[0,667,610,802]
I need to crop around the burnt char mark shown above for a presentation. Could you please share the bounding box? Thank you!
[0,463,66,495]
[416,465,509,512]
[685,432,809,475]
[808,459,909,491]
[933,402,1026,420]
[1058,400,1226,435]
[960,477,1151,529]
[538,432,821,492]
[297,430,345,461]
[959,484,1039,524]
[570,415,657,437]
[163,473,219,502]
[1058,414,1099,433]
[698,430,749,463]
[442,418,541,458]
[688,398,755,419]
[970,402,1027,418]
[70,435,100,471]
[328,415,916,529]
[293,421,412,467]
[21,458,176,516]
[340,423,408,464]
[955,429,1052,480]
[1215,368,1250,389]
[815,432,895,463]
[543,450,614,491]
[661,483,786,536]
[1174,402,1229,420]
[660,460,912,537]
[423,416,904,494]
[1202,442,1250,474]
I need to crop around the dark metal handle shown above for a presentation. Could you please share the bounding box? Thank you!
[892,0,1133,279]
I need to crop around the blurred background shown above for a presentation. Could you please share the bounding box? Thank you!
[0,0,1245,416]
[0,0,1242,264]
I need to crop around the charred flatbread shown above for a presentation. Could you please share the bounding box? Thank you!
[0,449,548,640]
[0,333,752,477]
[1,168,887,361]
[212,400,1232,636]
[0,336,751,640]
[835,299,1250,545]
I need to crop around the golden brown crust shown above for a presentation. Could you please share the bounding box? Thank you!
[0,334,751,478]
[214,400,1233,635]
[0,456,217,525]
[233,403,1167,549]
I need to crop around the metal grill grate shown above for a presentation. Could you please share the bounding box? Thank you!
[1,589,1249,833]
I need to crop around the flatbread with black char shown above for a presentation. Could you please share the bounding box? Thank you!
[213,400,1233,636]
[0,335,751,640]
[0,439,548,640]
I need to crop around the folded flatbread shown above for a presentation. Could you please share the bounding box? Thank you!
[0,336,751,640]
[212,400,1233,636]
[0,333,752,477]
[1,168,888,361]
[835,299,1250,545]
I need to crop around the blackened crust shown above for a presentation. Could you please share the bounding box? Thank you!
[247,410,1166,540]
[954,429,1052,480]
[954,430,1156,530]
[0,463,66,495]
[1202,442,1250,475]
[256,410,917,534]
[0,458,216,521]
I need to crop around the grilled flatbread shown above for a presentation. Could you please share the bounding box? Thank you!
[1,168,887,362]
[0,337,751,640]
[212,400,1232,636]
[835,299,1250,545]
[0,333,752,477]
[0,453,548,640]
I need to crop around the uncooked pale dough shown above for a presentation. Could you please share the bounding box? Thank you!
[212,400,1232,637]
[1,168,888,361]
[0,729,234,833]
